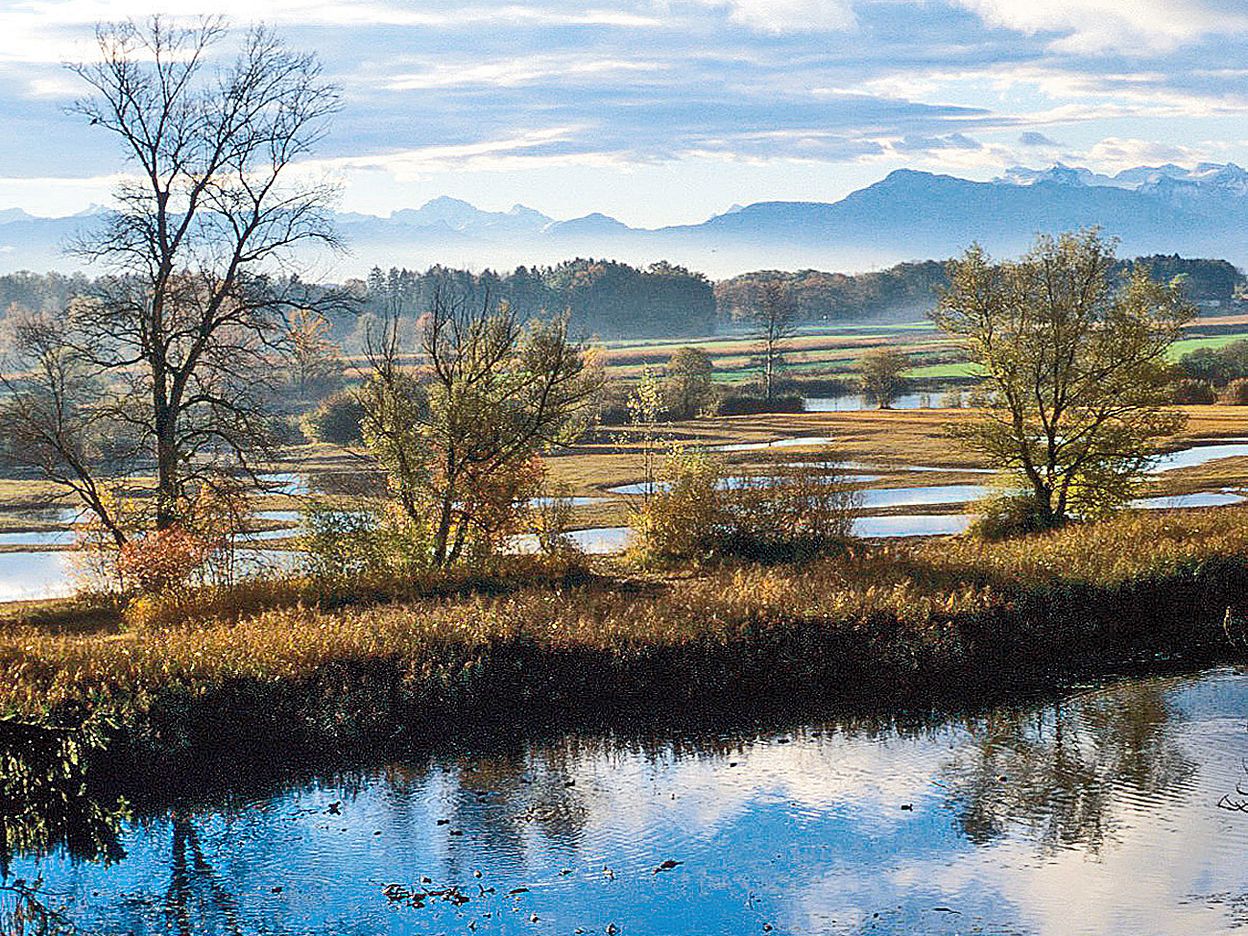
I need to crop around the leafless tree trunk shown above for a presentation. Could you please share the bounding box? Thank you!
[0,17,344,536]
[751,282,797,401]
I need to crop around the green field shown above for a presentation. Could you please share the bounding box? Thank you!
[904,361,984,379]
[591,318,1248,387]
[1166,335,1248,360]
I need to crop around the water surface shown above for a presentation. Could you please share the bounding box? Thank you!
[0,551,77,601]
[715,436,834,452]
[804,392,934,412]
[1131,491,1245,510]
[9,667,1248,935]
[859,484,988,509]
[1151,443,1248,473]
[852,513,975,537]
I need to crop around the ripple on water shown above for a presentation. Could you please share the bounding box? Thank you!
[13,668,1248,935]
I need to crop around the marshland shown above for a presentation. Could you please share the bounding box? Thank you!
[6,13,1248,935]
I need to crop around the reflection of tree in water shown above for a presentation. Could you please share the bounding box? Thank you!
[1,717,126,933]
[941,681,1196,854]
[440,741,590,873]
[162,812,243,936]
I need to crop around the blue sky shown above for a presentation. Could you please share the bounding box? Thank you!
[1,0,1247,226]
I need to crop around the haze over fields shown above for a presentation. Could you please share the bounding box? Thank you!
[3,163,1248,277]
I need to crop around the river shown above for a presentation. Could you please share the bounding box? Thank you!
[6,665,1248,935]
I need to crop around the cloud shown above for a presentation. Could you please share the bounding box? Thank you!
[949,0,1248,53]
[3,0,1248,226]
[892,132,984,152]
[382,56,660,91]
[689,0,856,33]
[1083,136,1215,172]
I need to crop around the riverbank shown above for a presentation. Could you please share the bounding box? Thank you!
[4,507,1248,789]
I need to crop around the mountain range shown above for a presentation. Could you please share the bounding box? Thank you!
[3,164,1248,279]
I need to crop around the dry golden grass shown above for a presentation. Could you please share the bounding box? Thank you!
[0,404,1244,559]
[3,507,1247,760]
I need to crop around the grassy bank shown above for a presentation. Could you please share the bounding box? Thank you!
[3,508,1248,787]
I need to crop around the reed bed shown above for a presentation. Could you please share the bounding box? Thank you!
[3,508,1248,778]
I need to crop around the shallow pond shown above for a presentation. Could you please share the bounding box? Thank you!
[715,436,835,452]
[1131,491,1245,510]
[0,528,74,547]
[859,484,988,509]
[608,474,880,496]
[9,666,1248,936]
[0,550,77,601]
[852,513,975,537]
[804,392,935,412]
[511,526,634,555]
[1151,442,1248,473]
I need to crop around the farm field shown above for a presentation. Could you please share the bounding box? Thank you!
[590,313,1248,384]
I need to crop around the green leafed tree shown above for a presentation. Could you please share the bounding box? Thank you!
[857,346,910,409]
[663,346,715,418]
[932,230,1194,527]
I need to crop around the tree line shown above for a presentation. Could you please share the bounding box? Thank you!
[4,251,1237,349]
[717,254,1243,324]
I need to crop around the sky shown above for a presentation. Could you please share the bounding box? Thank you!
[1,0,1247,227]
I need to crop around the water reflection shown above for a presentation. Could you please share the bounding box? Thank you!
[714,436,834,452]
[942,684,1196,854]
[608,474,880,496]
[859,484,987,508]
[0,718,125,879]
[511,527,633,555]
[8,668,1248,935]
[852,513,974,537]
[1151,442,1248,473]
[804,392,932,412]
[1130,491,1245,510]
[0,552,76,602]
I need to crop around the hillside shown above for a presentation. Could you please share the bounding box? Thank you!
[5,164,1248,279]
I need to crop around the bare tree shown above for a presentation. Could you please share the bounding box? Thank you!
[0,308,132,545]
[0,18,343,536]
[750,282,797,401]
[286,308,344,398]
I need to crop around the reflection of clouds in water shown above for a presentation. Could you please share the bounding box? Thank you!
[14,671,1248,935]
[779,672,1248,936]
[559,729,953,849]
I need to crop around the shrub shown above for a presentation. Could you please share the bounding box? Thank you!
[1224,377,1248,405]
[632,450,859,562]
[631,447,725,561]
[301,390,365,445]
[1173,378,1216,404]
[115,527,212,596]
[720,464,859,561]
[969,494,1065,541]
[595,385,633,426]
[529,485,582,558]
[300,505,393,582]
[123,577,306,630]
[714,392,804,415]
[939,389,964,408]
